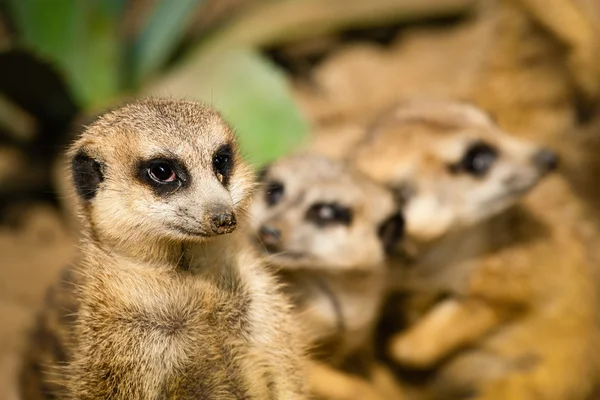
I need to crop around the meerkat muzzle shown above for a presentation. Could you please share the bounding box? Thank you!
[258,225,282,252]
[210,212,237,235]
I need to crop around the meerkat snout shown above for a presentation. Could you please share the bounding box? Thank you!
[532,148,559,173]
[210,209,236,235]
[258,225,282,250]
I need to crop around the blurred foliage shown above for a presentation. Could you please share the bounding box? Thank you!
[7,0,124,108]
[0,0,473,167]
[2,0,311,166]
[128,0,199,87]
[146,47,308,166]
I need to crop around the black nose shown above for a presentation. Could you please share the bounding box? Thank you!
[258,225,281,250]
[211,212,237,235]
[533,149,559,173]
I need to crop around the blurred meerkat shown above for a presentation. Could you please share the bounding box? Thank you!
[351,100,600,400]
[473,0,600,137]
[20,99,307,399]
[295,0,600,161]
[250,153,406,400]
[472,0,600,278]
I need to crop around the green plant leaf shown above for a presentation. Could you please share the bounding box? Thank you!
[129,0,201,87]
[6,0,124,108]
[146,47,309,166]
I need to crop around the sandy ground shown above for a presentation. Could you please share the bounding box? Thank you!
[0,205,75,400]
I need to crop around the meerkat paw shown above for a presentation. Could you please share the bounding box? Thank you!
[309,361,391,400]
[389,299,505,369]
[388,330,440,369]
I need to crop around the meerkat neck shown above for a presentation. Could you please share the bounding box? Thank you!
[84,232,182,269]
[81,228,242,273]
[393,222,494,292]
[416,224,488,265]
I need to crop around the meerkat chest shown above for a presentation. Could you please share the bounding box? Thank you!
[81,267,276,398]
[281,270,384,349]
[84,271,254,357]
[329,273,385,334]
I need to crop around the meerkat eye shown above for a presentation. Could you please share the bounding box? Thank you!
[265,181,284,206]
[306,202,353,227]
[137,158,188,195]
[450,141,498,177]
[213,143,234,186]
[148,162,177,183]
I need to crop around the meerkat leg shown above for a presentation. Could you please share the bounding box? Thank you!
[388,298,506,368]
[308,361,391,400]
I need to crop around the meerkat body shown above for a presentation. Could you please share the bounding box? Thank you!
[250,154,405,400]
[21,99,307,399]
[277,269,383,370]
[472,0,600,136]
[351,100,600,400]
[20,265,80,400]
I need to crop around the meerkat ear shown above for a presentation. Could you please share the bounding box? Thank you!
[378,211,405,254]
[71,149,104,201]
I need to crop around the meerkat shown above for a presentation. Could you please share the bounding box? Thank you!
[292,0,600,161]
[250,153,406,400]
[350,99,600,400]
[20,98,308,399]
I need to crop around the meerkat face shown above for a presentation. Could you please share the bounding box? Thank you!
[352,100,558,242]
[250,154,404,271]
[69,99,253,246]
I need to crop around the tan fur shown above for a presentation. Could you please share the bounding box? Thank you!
[22,99,307,399]
[250,153,405,400]
[472,0,600,280]
[298,0,600,162]
[351,100,600,400]
[473,0,600,139]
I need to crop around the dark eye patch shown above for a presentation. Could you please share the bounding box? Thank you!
[306,202,353,227]
[72,150,104,201]
[449,141,498,177]
[265,181,284,207]
[213,143,234,186]
[136,157,189,196]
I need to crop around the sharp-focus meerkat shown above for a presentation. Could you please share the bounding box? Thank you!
[250,153,405,400]
[351,100,600,400]
[21,98,307,399]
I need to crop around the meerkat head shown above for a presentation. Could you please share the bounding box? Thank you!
[68,98,253,252]
[250,153,404,271]
[352,100,558,242]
